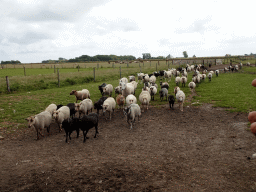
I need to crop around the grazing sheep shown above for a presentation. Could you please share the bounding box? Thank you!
[139,90,151,112]
[149,86,157,100]
[123,104,141,129]
[45,104,57,116]
[160,81,169,90]
[116,94,125,109]
[53,106,70,132]
[103,97,116,120]
[215,70,219,77]
[188,81,196,92]
[149,75,156,84]
[151,82,158,89]
[142,86,150,92]
[56,103,76,118]
[98,83,107,96]
[79,113,99,143]
[159,88,168,101]
[181,76,187,87]
[168,95,175,109]
[137,73,145,84]
[75,99,93,117]
[176,90,185,112]
[208,73,212,82]
[119,77,128,86]
[224,67,229,73]
[202,74,206,80]
[70,89,90,103]
[62,117,80,143]
[142,74,150,83]
[56,104,63,110]
[129,75,136,82]
[102,84,113,97]
[175,77,181,86]
[130,81,138,94]
[164,71,172,82]
[247,62,250,66]
[114,86,122,96]
[234,65,238,72]
[94,97,108,114]
[120,82,135,97]
[126,94,137,106]
[25,111,52,140]
[239,63,243,69]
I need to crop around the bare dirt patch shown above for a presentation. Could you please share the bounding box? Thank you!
[1,103,256,192]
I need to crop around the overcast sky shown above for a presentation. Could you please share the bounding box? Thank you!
[0,0,255,63]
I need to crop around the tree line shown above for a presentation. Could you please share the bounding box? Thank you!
[1,60,21,64]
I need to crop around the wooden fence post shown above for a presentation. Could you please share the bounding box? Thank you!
[78,65,79,72]
[120,66,121,79]
[93,67,96,82]
[57,69,60,87]
[54,65,56,73]
[140,66,141,73]
[156,63,157,71]
[6,76,10,93]
[97,63,99,69]
[23,66,26,76]
[143,61,144,67]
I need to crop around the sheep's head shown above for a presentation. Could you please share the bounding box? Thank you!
[70,90,77,95]
[177,95,183,102]
[103,104,109,112]
[53,111,59,120]
[123,106,131,116]
[74,103,80,111]
[120,82,126,90]
[25,116,35,128]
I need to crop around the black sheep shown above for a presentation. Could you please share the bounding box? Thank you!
[161,84,169,90]
[62,117,80,143]
[56,104,63,110]
[67,103,76,118]
[98,83,107,96]
[80,113,99,143]
[153,71,160,77]
[159,70,165,77]
[168,95,175,109]
[94,97,108,114]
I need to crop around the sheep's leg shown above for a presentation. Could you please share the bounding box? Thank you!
[76,129,79,138]
[109,111,111,120]
[65,131,68,143]
[47,126,50,136]
[181,102,183,112]
[83,130,89,142]
[94,124,98,138]
[69,132,72,140]
[36,130,40,140]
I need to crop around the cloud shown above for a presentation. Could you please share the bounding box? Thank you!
[8,32,52,45]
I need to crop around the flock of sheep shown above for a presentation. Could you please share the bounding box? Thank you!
[25,62,244,143]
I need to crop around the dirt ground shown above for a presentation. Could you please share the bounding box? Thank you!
[1,101,256,192]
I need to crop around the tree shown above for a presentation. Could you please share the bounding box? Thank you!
[166,54,173,59]
[193,55,196,58]
[142,53,151,59]
[183,51,188,58]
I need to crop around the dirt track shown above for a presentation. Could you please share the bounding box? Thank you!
[1,102,256,192]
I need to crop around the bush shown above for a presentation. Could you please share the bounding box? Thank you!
[65,78,76,85]
[10,83,20,92]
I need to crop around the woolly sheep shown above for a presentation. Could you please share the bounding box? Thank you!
[120,82,135,97]
[142,74,150,83]
[215,70,219,77]
[202,74,206,80]
[159,88,168,101]
[139,90,151,112]
[62,117,80,143]
[25,111,52,140]
[102,84,113,97]
[126,94,137,106]
[123,104,141,129]
[70,89,90,103]
[94,97,108,115]
[130,81,138,94]
[149,75,156,83]
[45,104,57,116]
[160,82,169,90]
[208,73,212,82]
[174,86,180,95]
[79,113,99,142]
[176,90,185,112]
[116,94,125,109]
[103,97,116,120]
[151,82,158,89]
[149,86,157,100]
[247,62,250,66]
[75,98,93,117]
[53,106,70,132]
[164,71,172,82]
[114,85,122,96]
[137,73,145,84]
[239,63,243,69]
[128,75,135,82]
[98,83,107,96]
[119,77,128,86]
[168,95,175,109]
[181,76,187,87]
[175,76,181,86]
[188,82,196,92]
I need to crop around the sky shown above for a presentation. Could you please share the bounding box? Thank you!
[0,0,255,63]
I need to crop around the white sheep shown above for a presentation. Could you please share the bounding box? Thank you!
[149,75,156,84]
[149,86,157,100]
[188,82,196,92]
[25,111,52,140]
[123,104,141,129]
[103,97,116,120]
[139,90,151,112]
[137,73,145,84]
[126,94,137,106]
[215,70,219,77]
[247,62,250,66]
[102,84,113,97]
[75,98,93,117]
[45,103,57,116]
[128,75,135,82]
[176,90,185,112]
[164,71,172,82]
[53,106,70,132]
[202,74,206,80]
[181,76,187,87]
[175,76,181,86]
[182,71,188,77]
[130,81,138,91]
[142,74,150,83]
[114,85,122,96]
[119,77,128,86]
[70,89,90,103]
[234,65,238,72]
[120,82,135,97]
[208,73,212,82]
[239,62,243,69]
